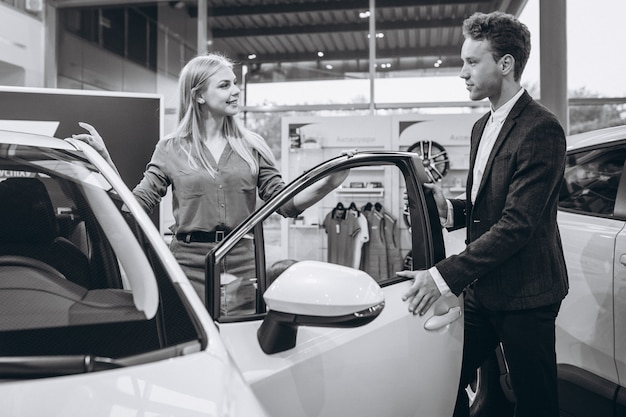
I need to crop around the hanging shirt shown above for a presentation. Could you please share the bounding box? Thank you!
[351,208,369,269]
[323,206,361,267]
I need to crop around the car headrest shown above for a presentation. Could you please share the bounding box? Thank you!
[0,177,60,244]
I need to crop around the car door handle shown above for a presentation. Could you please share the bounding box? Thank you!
[424,306,462,331]
[620,254,626,266]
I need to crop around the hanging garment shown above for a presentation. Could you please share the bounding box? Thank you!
[361,202,402,281]
[322,203,361,267]
[382,209,402,278]
[361,202,387,281]
[349,202,369,269]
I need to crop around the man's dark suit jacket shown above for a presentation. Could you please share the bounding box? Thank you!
[436,91,569,311]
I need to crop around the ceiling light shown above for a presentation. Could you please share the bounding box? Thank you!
[359,10,371,18]
[169,1,185,9]
[326,64,333,70]
[317,51,325,58]
[248,53,257,60]
[367,33,385,39]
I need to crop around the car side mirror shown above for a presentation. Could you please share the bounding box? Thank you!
[257,260,385,354]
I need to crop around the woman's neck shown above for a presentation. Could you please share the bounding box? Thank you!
[203,116,225,143]
[202,118,227,161]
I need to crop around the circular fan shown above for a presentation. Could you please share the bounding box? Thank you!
[407,140,449,182]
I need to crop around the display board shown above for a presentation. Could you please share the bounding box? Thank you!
[0,86,163,226]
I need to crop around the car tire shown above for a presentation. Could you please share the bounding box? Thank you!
[468,352,515,417]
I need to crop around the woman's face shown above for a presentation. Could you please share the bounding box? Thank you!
[200,66,241,117]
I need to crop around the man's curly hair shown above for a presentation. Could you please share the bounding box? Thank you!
[463,11,531,81]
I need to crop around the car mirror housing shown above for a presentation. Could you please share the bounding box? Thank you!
[257,261,385,354]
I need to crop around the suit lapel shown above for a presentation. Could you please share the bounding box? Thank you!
[473,91,533,202]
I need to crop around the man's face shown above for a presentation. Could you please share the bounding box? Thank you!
[459,38,503,103]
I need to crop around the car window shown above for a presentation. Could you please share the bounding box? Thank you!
[211,158,432,321]
[0,143,202,370]
[559,146,626,217]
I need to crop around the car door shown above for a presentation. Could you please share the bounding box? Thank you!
[205,152,463,417]
[557,141,626,415]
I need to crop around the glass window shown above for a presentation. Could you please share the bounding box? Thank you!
[214,161,417,321]
[0,143,200,365]
[559,146,626,216]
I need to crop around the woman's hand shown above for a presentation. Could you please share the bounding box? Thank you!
[324,148,357,188]
[68,122,112,161]
[325,168,350,189]
[67,122,119,174]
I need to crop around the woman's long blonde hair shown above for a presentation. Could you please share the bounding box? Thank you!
[171,53,275,177]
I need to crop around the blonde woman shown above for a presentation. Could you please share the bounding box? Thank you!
[71,53,347,311]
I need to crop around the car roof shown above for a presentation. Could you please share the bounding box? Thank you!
[0,129,77,151]
[567,125,626,151]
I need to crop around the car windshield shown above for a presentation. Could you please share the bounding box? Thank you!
[0,142,202,377]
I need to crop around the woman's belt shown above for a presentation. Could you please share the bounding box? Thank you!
[176,228,231,243]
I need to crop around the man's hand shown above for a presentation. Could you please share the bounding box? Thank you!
[399,269,442,316]
[423,182,448,219]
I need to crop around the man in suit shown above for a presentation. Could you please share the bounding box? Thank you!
[398,11,568,417]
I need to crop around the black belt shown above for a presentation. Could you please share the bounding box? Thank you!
[176,229,230,243]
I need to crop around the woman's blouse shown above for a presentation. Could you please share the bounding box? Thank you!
[132,136,300,234]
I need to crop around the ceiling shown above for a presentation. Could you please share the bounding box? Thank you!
[50,0,529,82]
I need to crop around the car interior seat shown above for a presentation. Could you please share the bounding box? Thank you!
[0,177,91,288]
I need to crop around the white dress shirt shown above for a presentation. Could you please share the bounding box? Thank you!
[429,88,525,296]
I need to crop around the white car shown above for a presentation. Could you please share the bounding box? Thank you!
[0,131,465,416]
[0,130,268,416]
[451,125,626,417]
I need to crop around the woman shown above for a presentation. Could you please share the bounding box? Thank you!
[71,52,348,312]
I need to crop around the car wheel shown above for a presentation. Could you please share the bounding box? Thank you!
[407,140,449,182]
[468,352,515,417]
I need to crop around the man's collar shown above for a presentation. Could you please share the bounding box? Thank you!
[490,88,525,123]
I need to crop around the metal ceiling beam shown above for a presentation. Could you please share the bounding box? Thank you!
[49,0,518,14]
[237,45,462,64]
[49,0,168,7]
[209,0,493,17]
[212,17,463,38]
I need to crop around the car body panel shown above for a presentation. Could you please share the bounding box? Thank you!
[0,352,266,417]
[566,125,626,152]
[556,210,620,384]
[209,152,464,417]
[220,283,463,417]
[614,229,626,387]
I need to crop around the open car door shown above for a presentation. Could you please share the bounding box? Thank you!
[205,152,463,417]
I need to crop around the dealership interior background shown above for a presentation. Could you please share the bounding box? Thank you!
[2,0,625,138]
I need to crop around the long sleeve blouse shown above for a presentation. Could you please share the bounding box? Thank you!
[132,136,300,234]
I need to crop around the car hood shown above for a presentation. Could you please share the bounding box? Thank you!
[0,351,268,417]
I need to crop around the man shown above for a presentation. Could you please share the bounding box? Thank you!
[398,11,569,417]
